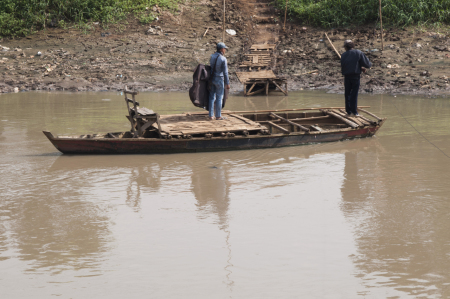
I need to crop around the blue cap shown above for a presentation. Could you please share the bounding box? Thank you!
[217,42,228,50]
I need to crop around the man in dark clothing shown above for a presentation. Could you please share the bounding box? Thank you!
[340,40,372,116]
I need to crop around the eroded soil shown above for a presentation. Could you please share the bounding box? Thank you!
[1,0,450,96]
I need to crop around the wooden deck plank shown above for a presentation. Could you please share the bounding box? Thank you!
[323,110,359,128]
[269,112,310,132]
[153,113,263,135]
[137,107,155,115]
[266,121,289,134]
[337,109,371,126]
[358,108,383,121]
[334,110,365,126]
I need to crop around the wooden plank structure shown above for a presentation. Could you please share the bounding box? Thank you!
[240,44,276,68]
[253,108,382,134]
[123,95,378,138]
[153,113,266,138]
[238,43,288,96]
[240,54,272,68]
[177,107,380,135]
[236,70,288,96]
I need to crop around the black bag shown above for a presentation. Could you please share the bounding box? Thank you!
[189,64,211,110]
[189,54,228,110]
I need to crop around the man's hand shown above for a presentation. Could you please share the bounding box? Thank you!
[225,84,230,89]
[361,67,367,73]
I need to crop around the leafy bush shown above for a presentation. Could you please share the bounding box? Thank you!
[275,0,450,27]
[0,0,182,37]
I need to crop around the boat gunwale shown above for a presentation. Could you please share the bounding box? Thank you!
[44,118,386,142]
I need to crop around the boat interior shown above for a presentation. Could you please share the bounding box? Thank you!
[56,108,383,140]
[52,90,384,140]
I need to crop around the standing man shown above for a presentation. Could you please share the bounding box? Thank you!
[341,40,372,116]
[209,42,230,120]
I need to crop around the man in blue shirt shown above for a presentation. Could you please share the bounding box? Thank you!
[341,40,372,116]
[209,42,230,120]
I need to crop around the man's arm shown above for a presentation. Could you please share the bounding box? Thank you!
[360,52,372,69]
[223,58,230,88]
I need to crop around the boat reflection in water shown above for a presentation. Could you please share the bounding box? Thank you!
[49,152,236,289]
[44,132,450,297]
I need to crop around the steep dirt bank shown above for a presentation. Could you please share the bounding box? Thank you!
[0,0,254,93]
[1,0,450,96]
[278,25,450,96]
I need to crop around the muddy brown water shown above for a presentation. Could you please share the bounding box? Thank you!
[1,91,450,298]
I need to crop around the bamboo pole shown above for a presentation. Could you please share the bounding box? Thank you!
[283,0,288,31]
[203,27,210,38]
[358,108,382,121]
[379,0,384,50]
[324,111,359,128]
[325,33,341,59]
[223,0,226,42]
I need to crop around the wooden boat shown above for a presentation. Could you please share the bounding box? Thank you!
[43,90,386,155]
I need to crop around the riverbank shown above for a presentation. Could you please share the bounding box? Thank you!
[1,0,450,96]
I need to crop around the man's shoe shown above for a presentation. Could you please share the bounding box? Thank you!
[353,113,360,116]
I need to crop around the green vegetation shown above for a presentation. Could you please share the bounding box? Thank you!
[0,0,182,37]
[277,0,450,27]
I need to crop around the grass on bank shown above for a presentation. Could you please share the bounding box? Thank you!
[0,0,182,37]
[276,0,450,28]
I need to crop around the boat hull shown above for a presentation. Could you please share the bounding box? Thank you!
[43,125,383,155]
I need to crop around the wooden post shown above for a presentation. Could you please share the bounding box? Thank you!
[379,0,384,50]
[283,0,288,31]
[223,0,226,42]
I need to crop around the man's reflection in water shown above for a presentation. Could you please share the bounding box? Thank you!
[191,163,234,291]
[122,158,235,291]
[341,151,362,213]
[191,165,229,229]
[340,148,449,298]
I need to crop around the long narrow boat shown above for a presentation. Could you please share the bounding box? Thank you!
[43,91,386,154]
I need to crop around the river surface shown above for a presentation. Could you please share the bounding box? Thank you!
[1,91,450,298]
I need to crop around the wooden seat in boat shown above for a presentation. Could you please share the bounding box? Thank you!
[124,89,162,137]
